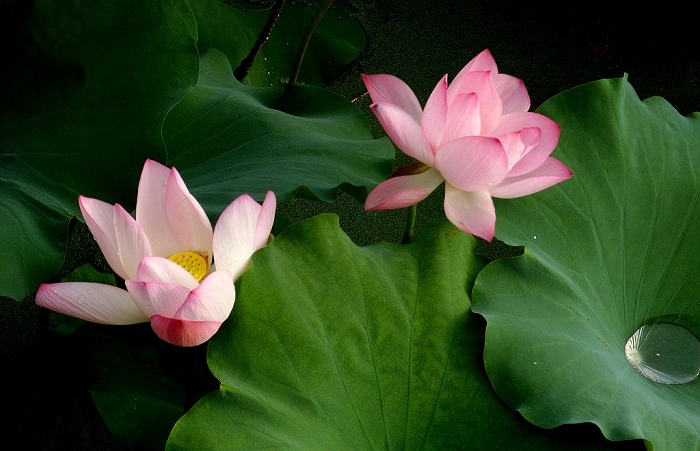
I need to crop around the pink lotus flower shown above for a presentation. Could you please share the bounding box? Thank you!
[35,159,276,347]
[362,49,572,241]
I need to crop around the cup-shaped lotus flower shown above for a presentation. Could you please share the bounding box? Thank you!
[362,49,572,241]
[35,159,276,347]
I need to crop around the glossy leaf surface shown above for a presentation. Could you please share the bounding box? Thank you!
[472,77,700,451]
[167,214,633,450]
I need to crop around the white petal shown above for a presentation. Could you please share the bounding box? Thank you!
[443,184,496,241]
[126,271,234,323]
[164,168,213,258]
[253,191,276,250]
[126,278,191,319]
[36,282,148,324]
[79,196,128,280]
[135,159,180,257]
[214,194,265,281]
[136,256,199,290]
[113,204,152,281]
[172,270,236,322]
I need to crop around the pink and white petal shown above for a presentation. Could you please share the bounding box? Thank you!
[212,191,274,282]
[447,70,502,135]
[213,194,261,281]
[434,136,508,192]
[361,74,423,123]
[79,196,128,280]
[135,159,180,257]
[489,157,573,199]
[149,316,222,347]
[147,270,236,346]
[371,103,435,165]
[451,49,498,89]
[126,278,191,318]
[443,185,496,241]
[421,75,448,150]
[365,167,444,211]
[440,93,481,145]
[499,127,541,171]
[493,73,530,114]
[171,270,236,322]
[36,282,148,325]
[468,49,498,71]
[491,112,561,177]
[253,191,276,250]
[136,256,199,290]
[165,168,213,258]
[113,204,152,281]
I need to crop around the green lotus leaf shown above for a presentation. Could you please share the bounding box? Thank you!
[189,0,367,86]
[165,49,392,215]
[0,0,199,301]
[0,0,391,300]
[0,160,73,301]
[166,214,634,450]
[471,77,700,450]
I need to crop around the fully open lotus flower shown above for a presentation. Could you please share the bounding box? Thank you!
[362,49,573,241]
[35,159,276,347]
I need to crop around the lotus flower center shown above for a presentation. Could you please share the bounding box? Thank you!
[168,251,207,282]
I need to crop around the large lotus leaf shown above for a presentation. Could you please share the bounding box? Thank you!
[0,159,75,300]
[189,0,367,87]
[1,0,199,199]
[471,77,700,450]
[0,0,392,300]
[0,0,199,300]
[166,214,635,450]
[164,49,392,214]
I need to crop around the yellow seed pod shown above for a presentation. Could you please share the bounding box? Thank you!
[168,251,207,282]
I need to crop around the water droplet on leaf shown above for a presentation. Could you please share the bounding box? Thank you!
[624,322,700,384]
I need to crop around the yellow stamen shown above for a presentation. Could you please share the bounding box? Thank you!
[168,251,207,282]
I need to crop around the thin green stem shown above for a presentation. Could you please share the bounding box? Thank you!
[233,0,286,82]
[402,204,417,243]
[287,0,334,87]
